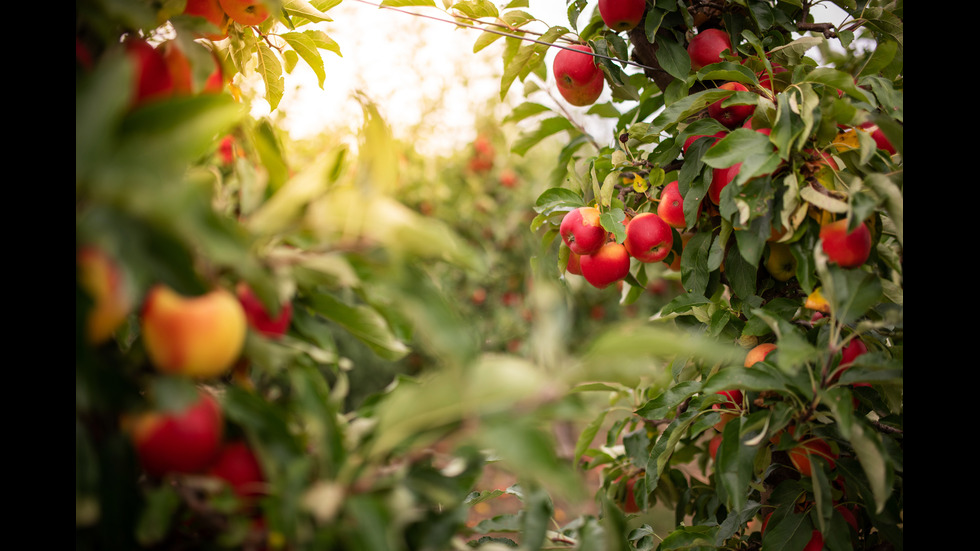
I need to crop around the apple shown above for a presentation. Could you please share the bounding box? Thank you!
[788,437,837,477]
[553,44,604,106]
[687,28,734,70]
[565,248,583,276]
[709,162,742,204]
[819,219,872,268]
[236,282,293,339]
[218,0,270,26]
[682,130,726,155]
[859,122,897,155]
[761,512,824,550]
[208,440,265,497]
[218,134,238,165]
[744,343,776,368]
[657,181,697,229]
[183,0,228,39]
[708,82,755,129]
[128,390,224,477]
[712,389,743,432]
[580,242,631,289]
[623,213,673,262]
[77,247,134,345]
[141,284,248,379]
[499,168,519,189]
[664,231,693,271]
[830,338,868,383]
[124,38,174,106]
[708,433,723,461]
[598,0,646,32]
[159,41,194,94]
[618,475,641,513]
[764,242,797,282]
[560,206,607,255]
[757,63,788,93]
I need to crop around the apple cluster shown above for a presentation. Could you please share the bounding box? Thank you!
[560,206,674,289]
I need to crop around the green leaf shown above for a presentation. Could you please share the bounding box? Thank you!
[281,32,326,87]
[257,42,285,110]
[306,292,411,361]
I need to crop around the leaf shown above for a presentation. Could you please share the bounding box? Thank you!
[282,0,336,22]
[306,292,411,361]
[512,116,576,155]
[257,42,285,110]
[381,0,436,6]
[280,32,324,85]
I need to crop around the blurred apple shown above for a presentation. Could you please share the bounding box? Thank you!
[128,390,223,477]
[124,38,174,106]
[236,282,292,339]
[77,246,134,345]
[183,0,228,40]
[789,437,837,477]
[141,284,247,378]
[764,242,797,281]
[218,0,270,26]
[208,440,265,498]
[712,389,743,432]
[820,219,872,268]
[744,343,776,367]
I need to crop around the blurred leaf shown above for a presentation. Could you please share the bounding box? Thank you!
[282,31,326,87]
[306,292,410,362]
[257,42,285,110]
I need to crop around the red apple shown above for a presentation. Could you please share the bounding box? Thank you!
[687,28,734,70]
[859,122,897,155]
[499,168,519,188]
[159,41,194,95]
[566,249,583,276]
[657,181,696,229]
[831,338,868,383]
[598,0,646,32]
[757,62,788,93]
[218,0,270,26]
[789,437,837,477]
[712,389,743,432]
[128,391,224,477]
[664,232,693,271]
[553,44,604,106]
[709,162,742,204]
[183,0,228,39]
[623,213,673,263]
[236,282,292,339]
[682,130,726,155]
[580,242,631,289]
[124,38,174,106]
[208,440,265,497]
[708,82,755,129]
[819,219,872,268]
[708,433,723,461]
[560,206,607,255]
[619,475,641,513]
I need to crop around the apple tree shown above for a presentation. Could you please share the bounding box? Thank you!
[455,0,903,549]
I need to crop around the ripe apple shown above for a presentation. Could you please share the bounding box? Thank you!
[764,241,797,282]
[598,0,646,32]
[77,246,134,345]
[708,82,755,129]
[687,28,734,70]
[218,0,270,26]
[757,63,788,93]
[565,248,583,276]
[183,0,228,39]
[712,389,743,432]
[236,282,292,339]
[708,433,723,461]
[859,122,897,155]
[709,162,742,204]
[124,38,174,106]
[580,242,631,289]
[553,44,604,106]
[560,206,607,255]
[618,475,641,513]
[830,338,868,383]
[819,219,872,268]
[788,437,837,477]
[499,168,519,188]
[744,343,776,367]
[623,213,673,263]
[682,130,726,155]
[128,390,224,477]
[208,440,265,497]
[657,181,697,229]
[159,41,194,95]
[141,284,248,378]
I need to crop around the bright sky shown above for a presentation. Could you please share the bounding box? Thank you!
[252,1,850,155]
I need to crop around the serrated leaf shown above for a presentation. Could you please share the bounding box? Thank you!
[257,42,285,110]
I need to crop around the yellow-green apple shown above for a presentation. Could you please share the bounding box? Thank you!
[140,284,247,378]
[124,38,174,106]
[236,282,292,339]
[553,44,604,106]
[712,389,743,432]
[708,82,755,129]
[624,213,673,263]
[657,181,698,229]
[77,246,134,345]
[598,0,646,32]
[819,219,872,268]
[127,390,223,477]
[207,440,265,498]
[764,242,797,282]
[218,0,270,26]
[687,28,734,70]
[560,206,607,255]
[789,437,837,477]
[183,0,228,39]
[710,162,742,204]
[580,242,631,289]
[744,343,776,367]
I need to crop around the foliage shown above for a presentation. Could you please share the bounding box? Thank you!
[76,1,902,551]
